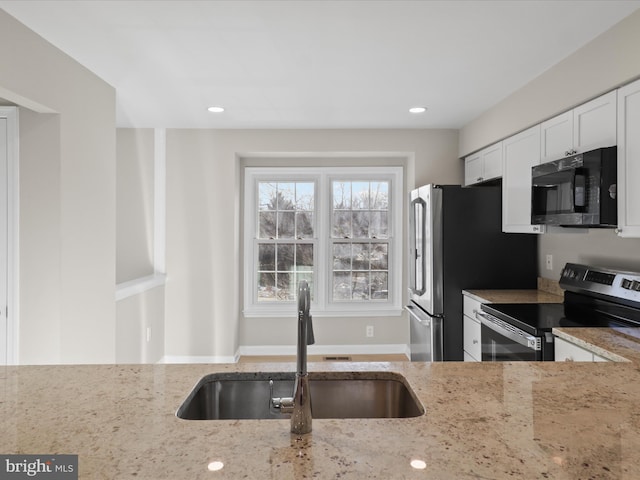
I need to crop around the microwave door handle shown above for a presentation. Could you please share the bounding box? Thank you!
[574,170,586,210]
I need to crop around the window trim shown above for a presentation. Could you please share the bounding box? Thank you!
[243,166,403,318]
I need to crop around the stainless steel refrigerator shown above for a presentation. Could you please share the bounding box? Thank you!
[406,184,537,361]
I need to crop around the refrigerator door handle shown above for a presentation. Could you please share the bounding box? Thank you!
[409,197,427,296]
[406,304,444,361]
[406,304,431,326]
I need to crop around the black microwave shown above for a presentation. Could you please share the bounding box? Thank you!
[531,146,617,227]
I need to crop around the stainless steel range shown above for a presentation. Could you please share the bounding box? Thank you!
[476,263,640,361]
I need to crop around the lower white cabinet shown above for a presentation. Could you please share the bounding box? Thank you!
[462,294,483,361]
[554,336,610,362]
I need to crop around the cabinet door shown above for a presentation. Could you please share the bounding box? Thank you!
[554,337,594,362]
[464,142,502,186]
[463,315,481,362]
[617,79,640,237]
[573,91,617,153]
[481,142,503,181]
[464,153,483,186]
[502,125,545,234]
[540,110,573,162]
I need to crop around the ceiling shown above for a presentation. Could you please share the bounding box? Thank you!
[1,0,639,129]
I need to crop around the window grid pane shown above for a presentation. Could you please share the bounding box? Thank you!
[257,241,315,302]
[250,171,396,310]
[258,181,315,240]
[330,179,390,302]
[332,180,389,240]
[331,240,389,302]
[256,181,315,303]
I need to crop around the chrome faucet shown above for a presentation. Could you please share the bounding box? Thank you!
[268,280,315,433]
[290,279,314,434]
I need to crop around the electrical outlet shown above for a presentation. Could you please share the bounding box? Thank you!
[366,325,374,338]
[546,254,553,271]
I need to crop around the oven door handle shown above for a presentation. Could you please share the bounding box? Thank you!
[475,311,541,351]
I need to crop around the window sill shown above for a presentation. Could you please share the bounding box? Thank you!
[116,273,167,301]
[243,308,404,318]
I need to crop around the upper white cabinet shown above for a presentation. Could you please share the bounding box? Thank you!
[574,91,617,152]
[616,78,640,238]
[502,125,545,234]
[464,142,502,186]
[540,91,617,162]
[540,110,573,162]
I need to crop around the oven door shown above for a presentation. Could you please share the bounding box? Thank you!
[476,311,544,361]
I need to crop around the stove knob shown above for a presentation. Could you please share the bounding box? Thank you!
[622,279,633,290]
[633,281,640,292]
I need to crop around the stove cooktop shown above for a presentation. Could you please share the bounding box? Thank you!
[480,263,640,337]
[480,302,623,336]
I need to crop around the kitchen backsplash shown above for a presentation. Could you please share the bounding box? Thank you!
[537,277,564,297]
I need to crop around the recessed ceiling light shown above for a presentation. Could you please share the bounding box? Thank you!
[409,107,427,114]
[207,106,225,113]
[410,459,427,470]
[207,461,224,471]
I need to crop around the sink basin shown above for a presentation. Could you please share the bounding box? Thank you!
[176,371,424,420]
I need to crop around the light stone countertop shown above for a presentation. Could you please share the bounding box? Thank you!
[464,289,564,304]
[2,351,640,479]
[553,326,640,363]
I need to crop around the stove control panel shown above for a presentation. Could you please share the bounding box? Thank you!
[561,263,640,305]
[621,279,640,292]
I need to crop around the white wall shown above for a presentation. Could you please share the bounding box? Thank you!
[538,229,640,280]
[18,109,62,363]
[116,128,154,283]
[0,10,116,364]
[459,9,640,157]
[165,129,459,360]
[458,9,640,282]
[116,285,165,363]
[114,128,167,363]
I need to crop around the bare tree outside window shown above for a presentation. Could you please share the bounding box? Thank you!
[257,182,314,302]
[331,180,390,302]
[245,166,400,315]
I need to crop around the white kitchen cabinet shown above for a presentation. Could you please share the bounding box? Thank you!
[540,91,617,162]
[502,125,545,234]
[616,78,640,238]
[554,336,610,362]
[464,142,502,186]
[462,294,483,361]
[540,110,573,162]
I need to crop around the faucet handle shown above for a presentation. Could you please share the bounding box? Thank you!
[298,280,310,317]
[306,314,315,346]
[269,380,294,415]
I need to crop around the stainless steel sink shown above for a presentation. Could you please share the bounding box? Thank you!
[176,371,424,420]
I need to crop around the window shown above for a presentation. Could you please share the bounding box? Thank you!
[256,181,315,302]
[331,180,389,302]
[244,166,402,317]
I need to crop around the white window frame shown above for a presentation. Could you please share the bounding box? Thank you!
[243,166,402,317]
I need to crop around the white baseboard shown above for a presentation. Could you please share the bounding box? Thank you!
[159,354,240,364]
[237,344,410,359]
[159,344,410,364]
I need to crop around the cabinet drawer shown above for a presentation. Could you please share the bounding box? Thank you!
[463,295,484,320]
[464,351,479,362]
[463,314,481,360]
[554,337,594,362]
